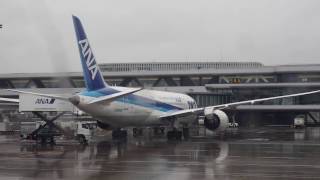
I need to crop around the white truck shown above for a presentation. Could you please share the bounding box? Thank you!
[75,121,97,144]
[294,115,305,129]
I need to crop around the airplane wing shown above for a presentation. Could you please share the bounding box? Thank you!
[0,97,19,103]
[88,88,142,104]
[160,108,203,119]
[160,89,320,119]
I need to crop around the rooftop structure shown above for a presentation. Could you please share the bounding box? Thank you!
[99,62,263,72]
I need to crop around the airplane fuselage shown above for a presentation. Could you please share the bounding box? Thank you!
[75,87,197,128]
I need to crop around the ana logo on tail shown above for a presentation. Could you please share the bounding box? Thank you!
[79,39,98,80]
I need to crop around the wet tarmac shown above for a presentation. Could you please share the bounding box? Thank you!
[0,127,320,179]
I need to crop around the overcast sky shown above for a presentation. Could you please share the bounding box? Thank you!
[1,0,320,73]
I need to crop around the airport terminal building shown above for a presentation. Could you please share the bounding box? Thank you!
[1,61,320,127]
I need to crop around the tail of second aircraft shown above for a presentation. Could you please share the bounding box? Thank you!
[72,15,108,91]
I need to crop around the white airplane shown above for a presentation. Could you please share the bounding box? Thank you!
[1,15,320,140]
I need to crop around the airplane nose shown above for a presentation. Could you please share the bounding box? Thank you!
[69,95,80,105]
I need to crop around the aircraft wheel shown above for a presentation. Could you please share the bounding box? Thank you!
[167,131,174,140]
[176,131,182,140]
[122,130,128,138]
[153,127,163,135]
[133,128,138,137]
[133,128,143,137]
[160,127,165,135]
[183,128,189,140]
[167,130,182,140]
[112,129,127,140]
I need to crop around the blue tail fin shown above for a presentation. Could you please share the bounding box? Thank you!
[72,15,107,91]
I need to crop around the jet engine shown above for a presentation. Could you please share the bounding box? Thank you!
[203,109,229,131]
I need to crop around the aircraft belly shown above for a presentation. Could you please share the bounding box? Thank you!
[80,101,161,127]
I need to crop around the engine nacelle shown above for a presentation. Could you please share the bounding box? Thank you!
[203,109,229,131]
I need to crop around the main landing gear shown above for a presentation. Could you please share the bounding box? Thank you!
[166,127,189,140]
[153,127,165,136]
[112,127,189,141]
[112,129,127,140]
[133,128,143,137]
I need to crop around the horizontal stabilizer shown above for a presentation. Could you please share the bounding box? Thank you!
[0,97,19,103]
[7,89,69,101]
[88,88,142,104]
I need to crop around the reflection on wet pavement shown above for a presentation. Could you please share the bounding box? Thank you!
[0,127,320,179]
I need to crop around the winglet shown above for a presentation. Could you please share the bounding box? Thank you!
[6,89,69,101]
[0,97,19,103]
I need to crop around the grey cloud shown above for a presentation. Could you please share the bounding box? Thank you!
[1,0,320,73]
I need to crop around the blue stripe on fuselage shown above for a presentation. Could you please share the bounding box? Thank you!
[80,88,183,112]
